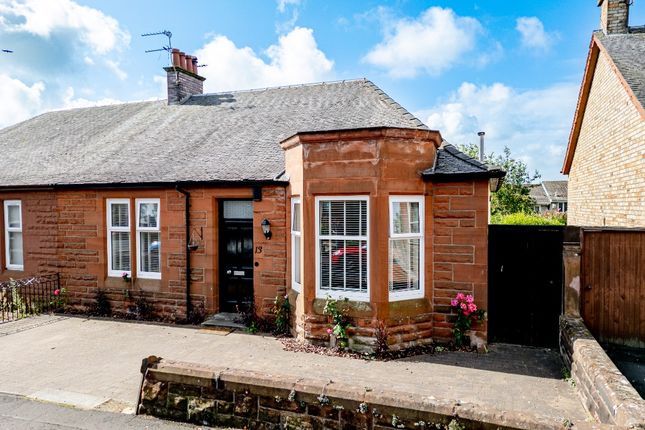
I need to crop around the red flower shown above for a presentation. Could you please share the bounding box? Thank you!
[54,289,60,296]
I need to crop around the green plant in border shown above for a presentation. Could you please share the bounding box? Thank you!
[50,287,68,311]
[323,296,351,349]
[273,294,291,336]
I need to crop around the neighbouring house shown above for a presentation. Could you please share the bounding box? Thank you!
[562,0,645,227]
[529,181,568,213]
[0,49,503,350]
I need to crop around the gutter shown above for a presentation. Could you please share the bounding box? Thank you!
[0,179,288,192]
[175,186,192,319]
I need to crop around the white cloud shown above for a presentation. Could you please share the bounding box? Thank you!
[276,0,301,13]
[515,17,555,50]
[0,74,44,128]
[0,0,130,54]
[363,7,484,78]
[105,59,127,80]
[195,26,334,92]
[421,81,579,179]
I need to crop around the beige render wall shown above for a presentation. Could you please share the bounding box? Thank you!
[568,51,645,227]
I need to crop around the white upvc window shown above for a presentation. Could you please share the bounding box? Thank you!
[136,199,161,279]
[291,197,302,292]
[389,196,424,301]
[107,199,131,277]
[316,196,369,301]
[4,200,23,271]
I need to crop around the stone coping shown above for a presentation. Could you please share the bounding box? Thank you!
[560,316,645,428]
[140,357,614,430]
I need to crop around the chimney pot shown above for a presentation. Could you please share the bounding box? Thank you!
[171,48,180,67]
[192,57,199,76]
[179,52,186,70]
[185,55,193,73]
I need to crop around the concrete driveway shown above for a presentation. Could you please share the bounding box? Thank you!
[0,315,591,425]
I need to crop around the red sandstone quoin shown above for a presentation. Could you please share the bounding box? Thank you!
[0,52,504,351]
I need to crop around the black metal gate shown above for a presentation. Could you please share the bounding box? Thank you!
[488,225,563,347]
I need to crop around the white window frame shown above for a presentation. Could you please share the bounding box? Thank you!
[4,200,23,271]
[291,197,302,292]
[315,195,369,301]
[107,198,131,278]
[388,195,424,301]
[136,198,161,280]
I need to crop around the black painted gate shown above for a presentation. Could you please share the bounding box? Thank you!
[488,225,564,347]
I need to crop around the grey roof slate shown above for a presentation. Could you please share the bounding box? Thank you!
[529,184,550,206]
[542,180,568,201]
[0,79,427,187]
[595,30,645,109]
[422,143,505,180]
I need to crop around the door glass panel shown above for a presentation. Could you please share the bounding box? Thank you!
[223,201,253,219]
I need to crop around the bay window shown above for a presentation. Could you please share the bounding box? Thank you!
[389,196,424,300]
[107,199,131,277]
[4,200,23,270]
[291,197,302,292]
[136,199,161,279]
[316,196,368,300]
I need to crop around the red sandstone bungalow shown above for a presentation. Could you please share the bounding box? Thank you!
[0,50,503,350]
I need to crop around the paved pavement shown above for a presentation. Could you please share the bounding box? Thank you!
[0,392,217,429]
[0,315,592,425]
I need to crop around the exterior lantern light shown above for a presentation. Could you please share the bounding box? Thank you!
[261,218,272,240]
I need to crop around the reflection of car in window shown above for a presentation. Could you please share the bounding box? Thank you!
[148,241,160,252]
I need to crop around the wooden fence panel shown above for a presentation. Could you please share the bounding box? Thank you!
[581,230,645,348]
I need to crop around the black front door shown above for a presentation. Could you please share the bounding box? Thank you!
[219,200,254,313]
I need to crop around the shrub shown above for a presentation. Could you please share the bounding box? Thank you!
[93,289,111,316]
[374,320,390,358]
[491,211,566,225]
[134,294,155,320]
[187,300,207,325]
[273,295,291,336]
[323,296,351,349]
[450,293,485,348]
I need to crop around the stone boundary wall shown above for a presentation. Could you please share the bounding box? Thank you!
[559,316,645,428]
[137,357,604,430]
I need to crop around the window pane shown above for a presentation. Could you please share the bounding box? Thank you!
[223,201,253,219]
[111,231,130,271]
[292,202,301,232]
[138,202,159,228]
[392,201,420,234]
[8,232,23,266]
[7,205,21,228]
[319,201,330,235]
[111,203,129,227]
[139,231,160,273]
[294,235,301,284]
[330,201,344,235]
[320,238,367,293]
[389,238,420,292]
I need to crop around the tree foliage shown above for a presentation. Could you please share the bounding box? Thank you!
[458,144,540,215]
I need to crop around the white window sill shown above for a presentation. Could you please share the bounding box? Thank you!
[5,265,24,271]
[389,291,424,302]
[137,273,161,280]
[316,290,369,302]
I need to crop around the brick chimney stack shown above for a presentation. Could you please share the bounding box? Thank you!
[599,0,630,35]
[165,48,206,105]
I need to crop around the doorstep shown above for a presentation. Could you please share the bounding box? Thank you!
[201,312,245,330]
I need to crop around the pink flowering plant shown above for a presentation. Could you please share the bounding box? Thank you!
[50,287,68,311]
[450,293,485,347]
[323,296,351,349]
[122,272,131,282]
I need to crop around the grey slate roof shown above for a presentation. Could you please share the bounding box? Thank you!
[529,181,567,206]
[595,30,645,109]
[0,79,427,187]
[529,184,550,206]
[542,180,568,202]
[422,143,505,180]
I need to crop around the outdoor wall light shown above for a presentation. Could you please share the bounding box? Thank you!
[261,218,272,240]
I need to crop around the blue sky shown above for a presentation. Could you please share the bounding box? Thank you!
[1,0,644,179]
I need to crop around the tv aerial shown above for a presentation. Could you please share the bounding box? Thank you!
[142,30,172,54]
[1,49,13,53]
